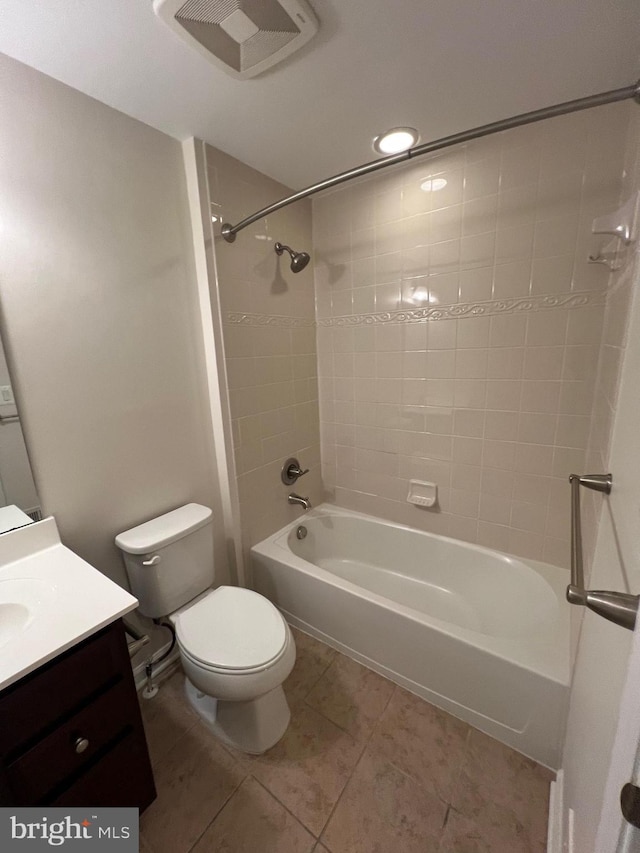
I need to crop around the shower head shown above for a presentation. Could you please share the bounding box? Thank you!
[275,242,311,273]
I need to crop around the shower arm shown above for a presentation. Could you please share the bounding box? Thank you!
[221,79,640,243]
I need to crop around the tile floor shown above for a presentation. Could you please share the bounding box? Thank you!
[139,627,552,853]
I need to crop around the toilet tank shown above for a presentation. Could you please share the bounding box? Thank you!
[115,503,213,618]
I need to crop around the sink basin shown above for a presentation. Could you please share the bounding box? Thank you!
[0,578,56,649]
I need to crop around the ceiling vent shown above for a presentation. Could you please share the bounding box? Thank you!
[154,0,319,79]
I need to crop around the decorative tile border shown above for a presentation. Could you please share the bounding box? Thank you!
[225,313,315,327]
[225,290,606,328]
[319,290,607,325]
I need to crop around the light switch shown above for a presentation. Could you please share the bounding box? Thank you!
[0,385,15,405]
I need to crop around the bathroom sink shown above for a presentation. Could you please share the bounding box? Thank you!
[0,578,56,649]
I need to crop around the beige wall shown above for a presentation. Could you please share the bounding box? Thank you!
[313,102,629,567]
[205,146,322,562]
[0,54,227,590]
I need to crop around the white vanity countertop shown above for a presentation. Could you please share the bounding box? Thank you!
[0,516,137,692]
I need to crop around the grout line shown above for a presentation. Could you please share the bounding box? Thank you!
[186,773,248,853]
[298,650,338,702]
[250,775,321,841]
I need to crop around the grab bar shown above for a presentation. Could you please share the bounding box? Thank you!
[567,473,639,631]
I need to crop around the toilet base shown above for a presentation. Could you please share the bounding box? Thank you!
[184,677,291,754]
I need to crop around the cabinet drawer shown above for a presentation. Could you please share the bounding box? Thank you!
[51,730,156,811]
[6,680,132,804]
[0,623,125,757]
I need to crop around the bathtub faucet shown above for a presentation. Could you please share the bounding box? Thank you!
[288,493,312,510]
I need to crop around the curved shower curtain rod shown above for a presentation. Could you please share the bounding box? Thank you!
[221,79,640,244]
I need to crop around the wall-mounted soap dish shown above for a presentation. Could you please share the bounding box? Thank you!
[407,479,437,508]
[591,194,638,245]
[588,193,639,271]
[588,237,624,272]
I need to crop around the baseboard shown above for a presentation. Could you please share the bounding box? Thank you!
[548,769,565,853]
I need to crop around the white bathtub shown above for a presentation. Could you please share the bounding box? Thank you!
[250,504,570,769]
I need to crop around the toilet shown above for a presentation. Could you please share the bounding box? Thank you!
[115,503,296,754]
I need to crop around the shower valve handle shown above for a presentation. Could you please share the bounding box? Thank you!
[281,457,309,485]
[289,463,309,478]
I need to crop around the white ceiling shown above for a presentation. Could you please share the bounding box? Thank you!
[1,0,639,189]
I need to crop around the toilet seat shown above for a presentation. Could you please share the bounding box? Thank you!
[173,586,288,673]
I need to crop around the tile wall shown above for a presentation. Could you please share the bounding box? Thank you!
[206,146,323,560]
[313,102,630,566]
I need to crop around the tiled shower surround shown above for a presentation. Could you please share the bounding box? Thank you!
[313,102,631,567]
[206,146,323,557]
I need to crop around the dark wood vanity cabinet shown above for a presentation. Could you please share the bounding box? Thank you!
[0,619,156,810]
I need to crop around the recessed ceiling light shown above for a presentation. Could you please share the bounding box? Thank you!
[373,127,420,155]
[420,178,448,192]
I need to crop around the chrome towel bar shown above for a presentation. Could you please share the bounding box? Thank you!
[567,473,639,631]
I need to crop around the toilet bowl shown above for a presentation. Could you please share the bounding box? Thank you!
[115,503,296,754]
[172,585,296,753]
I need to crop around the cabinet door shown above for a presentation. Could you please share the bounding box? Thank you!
[51,731,155,811]
[6,680,133,803]
[0,625,123,759]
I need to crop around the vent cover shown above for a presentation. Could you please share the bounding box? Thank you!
[154,0,319,79]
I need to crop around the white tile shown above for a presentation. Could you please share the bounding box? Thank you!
[492,260,531,298]
[428,273,460,306]
[429,239,460,275]
[430,205,462,244]
[530,255,574,295]
[462,195,498,237]
[523,346,564,380]
[453,408,485,437]
[514,443,554,475]
[459,267,493,302]
[455,348,488,379]
[480,467,515,498]
[518,412,558,445]
[495,223,534,264]
[485,380,522,411]
[427,321,458,349]
[464,158,501,200]
[487,347,524,380]
[456,317,491,349]
[453,436,483,466]
[429,169,464,209]
[484,410,519,441]
[500,144,541,190]
[526,311,568,347]
[497,186,537,231]
[489,315,527,348]
[459,232,496,271]
[479,493,512,525]
[511,501,548,534]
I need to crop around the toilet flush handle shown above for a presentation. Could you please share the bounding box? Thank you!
[142,554,161,566]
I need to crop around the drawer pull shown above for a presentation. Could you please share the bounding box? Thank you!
[73,737,90,755]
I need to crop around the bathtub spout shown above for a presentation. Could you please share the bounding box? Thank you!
[288,493,312,510]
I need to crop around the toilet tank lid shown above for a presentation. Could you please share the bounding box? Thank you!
[115,503,212,554]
